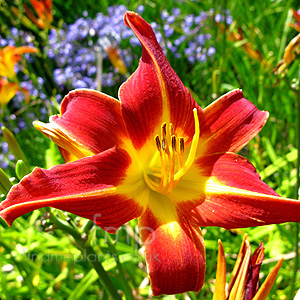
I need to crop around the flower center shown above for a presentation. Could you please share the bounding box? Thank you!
[143,108,200,194]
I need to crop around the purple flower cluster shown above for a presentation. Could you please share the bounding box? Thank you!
[157,8,232,63]
[48,5,231,90]
[47,4,133,91]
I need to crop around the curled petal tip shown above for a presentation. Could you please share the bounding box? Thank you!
[124,11,139,24]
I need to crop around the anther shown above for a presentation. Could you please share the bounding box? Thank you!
[155,135,161,151]
[180,137,184,153]
[171,135,176,151]
[161,123,167,138]
[146,108,200,195]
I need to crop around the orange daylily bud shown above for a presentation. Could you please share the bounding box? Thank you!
[0,45,39,80]
[214,235,283,300]
[275,33,300,74]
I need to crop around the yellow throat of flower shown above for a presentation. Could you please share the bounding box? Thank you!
[143,108,200,195]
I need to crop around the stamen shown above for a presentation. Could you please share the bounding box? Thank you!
[171,135,176,151]
[162,138,166,151]
[145,108,200,195]
[143,170,160,191]
[169,123,174,135]
[160,148,168,189]
[180,137,184,153]
[161,122,167,138]
[155,135,161,151]
[166,138,176,194]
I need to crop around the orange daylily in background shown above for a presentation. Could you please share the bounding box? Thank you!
[289,10,300,32]
[0,78,29,110]
[213,235,283,300]
[24,0,53,29]
[274,33,300,74]
[105,45,128,75]
[0,78,20,109]
[1,12,300,296]
[0,45,38,80]
[219,23,263,62]
[227,28,263,62]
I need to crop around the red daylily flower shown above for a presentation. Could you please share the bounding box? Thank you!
[0,45,39,80]
[1,12,300,296]
[24,0,53,29]
[213,236,283,300]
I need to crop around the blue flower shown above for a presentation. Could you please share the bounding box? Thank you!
[1,142,9,154]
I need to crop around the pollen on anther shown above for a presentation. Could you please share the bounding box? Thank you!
[155,135,161,151]
[161,123,167,138]
[171,135,176,151]
[180,137,184,153]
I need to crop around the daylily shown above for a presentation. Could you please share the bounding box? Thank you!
[1,12,300,296]
[218,23,263,62]
[227,29,263,62]
[0,78,20,109]
[105,45,128,75]
[97,35,128,75]
[274,33,300,74]
[0,45,39,80]
[0,78,29,110]
[213,235,283,300]
[289,9,300,32]
[24,0,53,29]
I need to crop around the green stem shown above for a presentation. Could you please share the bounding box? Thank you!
[106,234,134,300]
[277,5,293,61]
[50,213,121,300]
[81,219,95,234]
[84,245,122,300]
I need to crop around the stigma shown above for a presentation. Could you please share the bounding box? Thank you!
[143,109,200,194]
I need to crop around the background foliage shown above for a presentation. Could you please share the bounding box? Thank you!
[0,0,299,299]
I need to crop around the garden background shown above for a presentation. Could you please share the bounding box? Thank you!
[0,0,300,299]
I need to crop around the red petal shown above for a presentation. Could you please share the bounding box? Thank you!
[36,89,129,159]
[0,148,146,231]
[193,152,300,229]
[120,12,203,149]
[139,193,205,296]
[198,90,268,156]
